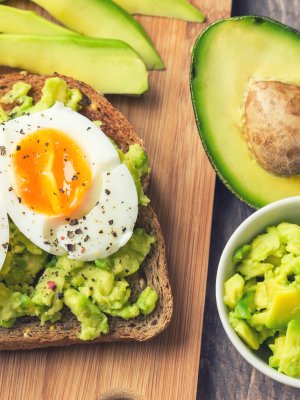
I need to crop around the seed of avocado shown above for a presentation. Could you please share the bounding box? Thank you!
[32,0,164,70]
[0,34,148,95]
[191,16,300,208]
[112,0,205,22]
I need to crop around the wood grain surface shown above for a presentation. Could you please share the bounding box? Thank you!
[0,1,231,399]
[198,1,300,399]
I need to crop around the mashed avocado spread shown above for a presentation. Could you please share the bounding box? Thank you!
[224,222,300,378]
[0,78,158,340]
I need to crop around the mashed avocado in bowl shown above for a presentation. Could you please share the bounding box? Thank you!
[0,77,158,341]
[216,196,300,387]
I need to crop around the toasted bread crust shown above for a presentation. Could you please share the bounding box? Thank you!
[0,72,142,151]
[0,72,173,350]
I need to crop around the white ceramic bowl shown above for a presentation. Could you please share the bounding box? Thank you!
[216,196,300,388]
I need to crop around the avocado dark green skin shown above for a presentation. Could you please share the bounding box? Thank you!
[190,16,300,209]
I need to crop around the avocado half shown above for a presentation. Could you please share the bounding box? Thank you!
[191,16,300,209]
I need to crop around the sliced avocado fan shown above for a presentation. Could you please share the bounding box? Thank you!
[32,0,164,70]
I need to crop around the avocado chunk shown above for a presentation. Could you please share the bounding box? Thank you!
[64,288,109,340]
[254,282,268,310]
[249,311,270,331]
[0,34,148,94]
[277,222,300,256]
[224,273,245,309]
[191,16,300,208]
[266,288,300,330]
[279,320,300,377]
[28,77,82,113]
[112,0,205,22]
[229,312,260,350]
[0,4,74,36]
[0,81,33,118]
[0,283,34,328]
[232,245,251,266]
[32,0,164,70]
[234,292,255,320]
[95,228,156,278]
[269,336,286,369]
[0,221,47,292]
[117,144,150,206]
[137,286,158,315]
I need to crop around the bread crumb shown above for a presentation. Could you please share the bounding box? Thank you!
[49,325,55,331]
[139,278,146,289]
[23,328,31,338]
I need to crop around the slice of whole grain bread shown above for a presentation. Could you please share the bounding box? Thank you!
[0,72,173,350]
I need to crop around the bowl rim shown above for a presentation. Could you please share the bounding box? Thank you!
[216,196,300,388]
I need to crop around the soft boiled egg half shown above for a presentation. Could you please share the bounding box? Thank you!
[0,102,138,269]
[0,198,9,270]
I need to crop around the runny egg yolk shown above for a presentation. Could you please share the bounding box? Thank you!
[12,128,92,216]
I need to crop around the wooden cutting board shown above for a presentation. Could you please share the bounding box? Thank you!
[0,1,232,399]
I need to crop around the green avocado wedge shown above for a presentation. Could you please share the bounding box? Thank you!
[0,5,75,35]
[191,16,300,209]
[112,0,205,22]
[0,34,148,94]
[31,0,164,70]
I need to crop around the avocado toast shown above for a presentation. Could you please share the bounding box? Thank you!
[0,72,173,350]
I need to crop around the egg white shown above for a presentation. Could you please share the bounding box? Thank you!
[0,200,9,271]
[0,102,138,260]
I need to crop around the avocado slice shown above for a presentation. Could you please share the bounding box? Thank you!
[0,5,75,35]
[191,17,300,208]
[112,0,205,22]
[0,34,148,94]
[32,0,164,70]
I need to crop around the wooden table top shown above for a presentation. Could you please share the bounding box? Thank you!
[0,1,231,400]
[197,1,300,398]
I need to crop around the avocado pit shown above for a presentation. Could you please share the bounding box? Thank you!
[244,80,300,176]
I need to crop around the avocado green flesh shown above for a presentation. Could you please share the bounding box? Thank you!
[224,222,300,377]
[279,320,300,377]
[112,0,205,22]
[0,4,74,35]
[191,17,300,208]
[32,0,164,70]
[0,77,82,120]
[0,34,148,94]
[266,289,300,330]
